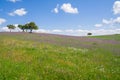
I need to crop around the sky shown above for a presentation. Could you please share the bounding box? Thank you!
[0,0,120,36]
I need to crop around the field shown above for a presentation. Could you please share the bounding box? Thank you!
[89,34,120,41]
[0,32,120,80]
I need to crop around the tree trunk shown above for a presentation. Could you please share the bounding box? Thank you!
[22,29,25,32]
[30,29,32,33]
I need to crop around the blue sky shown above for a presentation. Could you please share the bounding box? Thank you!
[0,0,120,36]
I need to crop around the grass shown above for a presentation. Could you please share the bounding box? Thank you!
[0,32,120,80]
[89,34,120,41]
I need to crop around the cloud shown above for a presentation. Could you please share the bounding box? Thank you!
[114,17,120,23]
[0,27,120,36]
[52,4,59,13]
[102,17,120,24]
[0,25,21,32]
[52,29,63,33]
[9,8,27,16]
[94,24,103,27]
[113,1,120,15]
[65,29,74,33]
[34,29,63,33]
[0,18,6,25]
[61,3,79,14]
[34,29,50,33]
[94,17,120,28]
[0,27,9,32]
[8,0,21,3]
[102,19,113,25]
[94,1,120,28]
[33,29,120,36]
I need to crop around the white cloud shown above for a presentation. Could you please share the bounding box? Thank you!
[0,26,21,32]
[94,24,103,27]
[0,27,9,32]
[33,29,50,33]
[34,29,63,33]
[113,1,120,14]
[102,19,113,25]
[0,18,6,25]
[33,29,120,36]
[53,4,59,13]
[95,17,120,28]
[94,1,120,28]
[14,24,18,27]
[113,17,120,23]
[102,17,120,25]
[8,0,21,3]
[65,29,74,33]
[9,8,27,16]
[0,27,120,36]
[52,29,63,33]
[61,3,79,14]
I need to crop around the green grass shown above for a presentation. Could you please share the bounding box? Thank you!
[90,34,120,41]
[0,33,120,80]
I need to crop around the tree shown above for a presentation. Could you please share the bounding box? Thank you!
[18,25,25,32]
[24,23,29,32]
[27,22,38,33]
[7,24,16,32]
[87,33,92,36]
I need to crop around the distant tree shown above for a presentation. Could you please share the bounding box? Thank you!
[27,22,38,33]
[7,24,16,32]
[87,33,92,36]
[18,25,25,32]
[24,23,29,32]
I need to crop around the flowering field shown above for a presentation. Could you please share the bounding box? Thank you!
[0,32,120,80]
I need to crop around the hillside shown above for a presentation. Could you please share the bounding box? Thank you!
[90,34,120,41]
[0,32,120,80]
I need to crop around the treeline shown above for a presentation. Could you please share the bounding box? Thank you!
[7,22,38,33]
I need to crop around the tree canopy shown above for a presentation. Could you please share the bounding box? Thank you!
[6,22,38,33]
[18,25,25,32]
[18,22,38,33]
[27,22,38,33]
[87,33,92,36]
[7,24,16,32]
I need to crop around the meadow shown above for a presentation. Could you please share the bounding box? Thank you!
[0,32,120,80]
